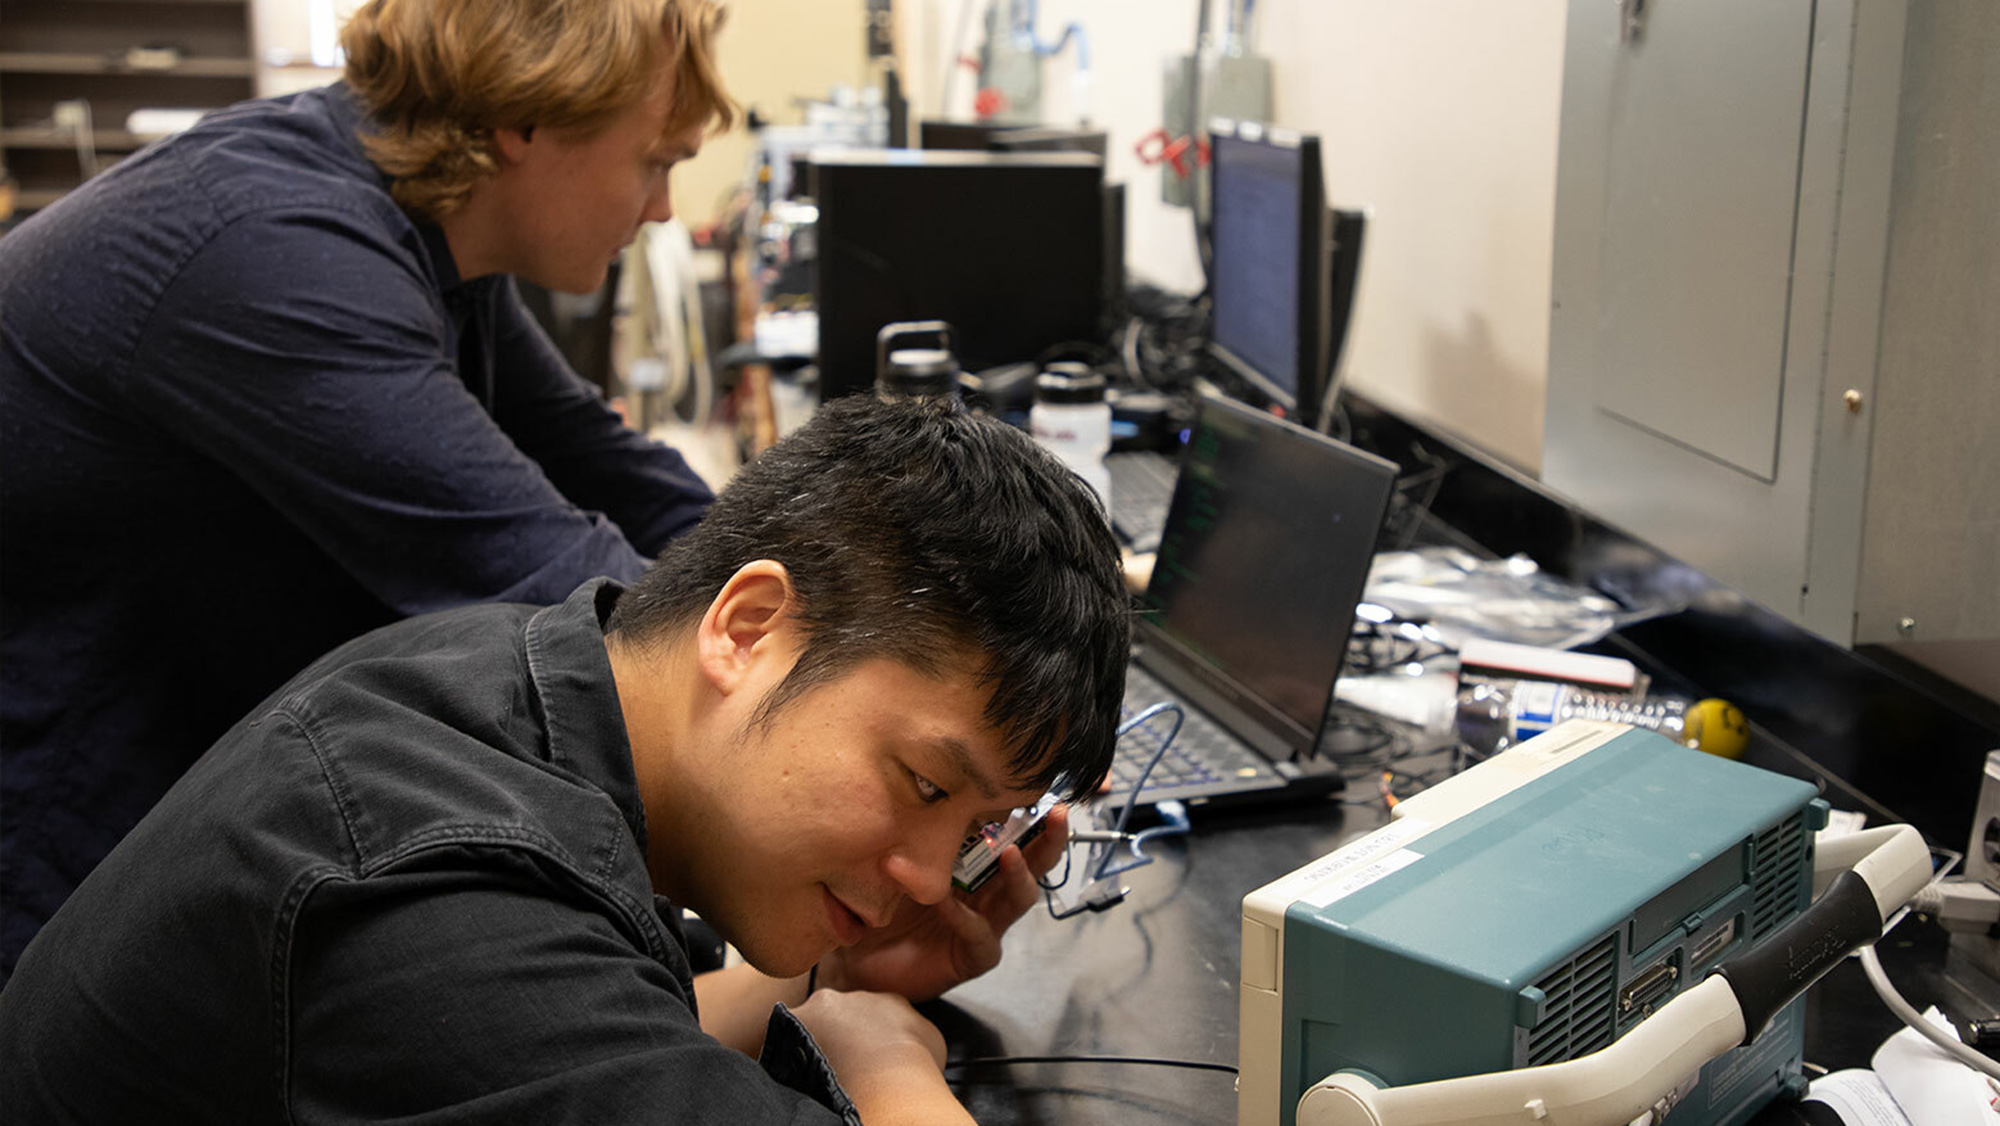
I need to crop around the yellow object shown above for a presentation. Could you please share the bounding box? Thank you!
[1685,697,1750,759]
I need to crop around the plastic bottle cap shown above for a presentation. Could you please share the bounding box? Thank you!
[880,348,959,399]
[1035,362,1106,404]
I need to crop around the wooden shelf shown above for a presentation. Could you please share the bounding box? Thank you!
[1,127,150,150]
[0,52,254,78]
[15,188,71,210]
[0,1,252,218]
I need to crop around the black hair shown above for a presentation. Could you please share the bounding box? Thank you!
[608,395,1130,798]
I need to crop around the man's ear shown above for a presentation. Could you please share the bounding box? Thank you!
[694,560,798,696]
[493,125,537,167]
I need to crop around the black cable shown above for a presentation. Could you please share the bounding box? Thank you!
[1122,286,1212,396]
[1318,704,1410,770]
[1387,442,1452,551]
[940,1056,1232,1080]
[1343,619,1451,676]
[1320,397,1353,444]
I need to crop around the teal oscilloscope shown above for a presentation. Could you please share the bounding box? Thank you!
[1239,720,1932,1126]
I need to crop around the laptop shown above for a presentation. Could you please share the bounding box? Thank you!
[1108,393,1399,815]
[1107,449,1180,553]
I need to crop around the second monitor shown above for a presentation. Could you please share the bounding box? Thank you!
[1208,119,1362,432]
[811,149,1106,401]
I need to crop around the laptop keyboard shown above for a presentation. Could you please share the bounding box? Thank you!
[1108,451,1178,553]
[1110,665,1284,806]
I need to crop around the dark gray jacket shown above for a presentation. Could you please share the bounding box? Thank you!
[0,580,855,1125]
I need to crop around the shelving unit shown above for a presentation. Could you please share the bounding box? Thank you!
[0,0,256,221]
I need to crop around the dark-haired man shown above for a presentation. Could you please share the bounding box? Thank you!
[0,396,1132,1126]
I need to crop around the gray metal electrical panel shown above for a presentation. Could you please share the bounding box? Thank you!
[1543,0,1997,673]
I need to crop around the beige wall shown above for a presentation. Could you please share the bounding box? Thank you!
[674,0,871,225]
[901,0,1566,472]
[1260,3,1565,474]
[252,0,362,96]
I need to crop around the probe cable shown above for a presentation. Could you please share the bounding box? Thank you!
[1037,702,1190,918]
[1092,702,1190,880]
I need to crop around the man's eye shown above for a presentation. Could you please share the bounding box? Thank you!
[911,771,949,804]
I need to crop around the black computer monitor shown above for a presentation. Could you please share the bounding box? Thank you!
[919,119,1023,151]
[915,122,1123,313]
[918,119,1108,158]
[1207,121,1329,429]
[987,126,1109,158]
[811,149,1104,401]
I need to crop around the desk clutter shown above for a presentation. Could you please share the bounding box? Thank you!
[935,394,1995,1125]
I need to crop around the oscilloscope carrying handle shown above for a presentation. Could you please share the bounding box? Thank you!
[1290,823,1933,1126]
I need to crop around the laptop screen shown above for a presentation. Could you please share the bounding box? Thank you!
[1142,396,1397,739]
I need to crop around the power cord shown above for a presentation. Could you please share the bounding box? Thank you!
[946,1053,1236,1076]
[1858,944,2000,1080]
[1829,846,2000,1081]
[1384,441,1452,551]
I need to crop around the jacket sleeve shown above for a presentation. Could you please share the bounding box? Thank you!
[120,210,696,614]
[284,867,855,1125]
[485,279,712,559]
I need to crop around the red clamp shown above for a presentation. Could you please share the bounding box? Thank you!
[1133,129,1209,180]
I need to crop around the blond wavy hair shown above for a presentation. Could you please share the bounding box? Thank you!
[341,0,736,220]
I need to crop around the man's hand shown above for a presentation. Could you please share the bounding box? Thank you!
[817,804,1070,1002]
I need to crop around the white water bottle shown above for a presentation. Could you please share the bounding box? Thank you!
[1029,362,1111,514]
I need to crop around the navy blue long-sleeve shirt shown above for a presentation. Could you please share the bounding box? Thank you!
[0,84,714,975]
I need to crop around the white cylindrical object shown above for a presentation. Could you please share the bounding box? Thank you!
[1029,362,1111,513]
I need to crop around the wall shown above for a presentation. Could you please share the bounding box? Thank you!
[252,0,362,96]
[903,0,1567,473]
[674,0,870,227]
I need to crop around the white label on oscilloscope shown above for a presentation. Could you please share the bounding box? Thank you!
[1270,817,1433,909]
[1298,849,1424,909]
